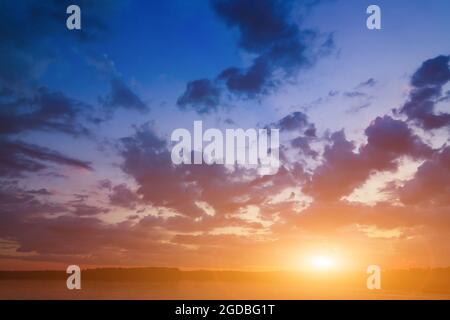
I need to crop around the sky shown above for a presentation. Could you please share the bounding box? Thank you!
[0,0,449,271]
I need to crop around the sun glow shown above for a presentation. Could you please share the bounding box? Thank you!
[309,255,335,271]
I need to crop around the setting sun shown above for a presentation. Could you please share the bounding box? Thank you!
[309,255,335,271]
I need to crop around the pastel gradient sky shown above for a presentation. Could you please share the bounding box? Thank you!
[0,0,449,271]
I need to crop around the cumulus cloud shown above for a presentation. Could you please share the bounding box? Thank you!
[272,111,318,159]
[399,55,450,130]
[305,116,432,201]
[177,79,221,114]
[275,111,316,134]
[109,183,141,209]
[398,146,450,206]
[177,0,333,113]
[107,123,305,251]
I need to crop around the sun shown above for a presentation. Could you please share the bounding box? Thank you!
[309,255,335,271]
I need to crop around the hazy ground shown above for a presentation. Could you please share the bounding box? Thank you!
[1,268,450,300]
[2,280,450,300]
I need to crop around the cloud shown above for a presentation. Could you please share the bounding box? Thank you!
[118,124,204,216]
[71,204,110,216]
[212,0,315,94]
[0,139,92,177]
[177,0,333,113]
[26,188,53,196]
[275,111,315,134]
[272,111,318,159]
[411,55,450,88]
[305,116,432,201]
[101,78,149,113]
[0,87,92,137]
[88,53,149,114]
[290,136,318,158]
[346,102,371,114]
[357,78,377,89]
[343,91,367,98]
[118,122,304,224]
[177,79,221,114]
[109,184,141,209]
[398,146,450,206]
[0,184,64,219]
[0,184,170,258]
[399,55,450,130]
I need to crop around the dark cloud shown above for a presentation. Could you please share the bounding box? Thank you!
[399,55,450,130]
[118,123,302,221]
[71,204,109,216]
[211,0,316,90]
[223,118,236,125]
[357,78,377,88]
[361,116,432,166]
[0,184,168,258]
[343,91,367,98]
[328,90,339,97]
[342,78,376,107]
[101,78,149,113]
[398,146,450,206]
[411,55,450,88]
[213,0,300,52]
[271,111,316,138]
[98,179,113,191]
[305,130,363,201]
[0,185,64,220]
[0,139,92,177]
[217,57,272,95]
[26,188,53,196]
[276,111,311,132]
[109,184,141,209]
[87,53,150,115]
[290,136,318,158]
[273,111,317,159]
[178,0,333,113]
[346,102,371,114]
[0,87,92,137]
[305,116,432,201]
[177,79,221,114]
[119,124,203,216]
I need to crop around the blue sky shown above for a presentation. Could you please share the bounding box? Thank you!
[77,0,449,167]
[38,0,450,137]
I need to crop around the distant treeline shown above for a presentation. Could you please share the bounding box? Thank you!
[0,267,292,282]
[1,267,450,293]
